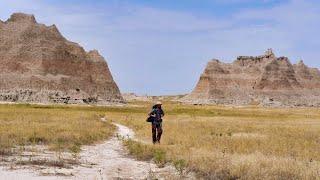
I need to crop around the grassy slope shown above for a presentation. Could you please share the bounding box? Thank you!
[108,101,320,179]
[0,104,115,154]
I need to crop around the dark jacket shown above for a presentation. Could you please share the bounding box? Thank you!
[149,106,164,124]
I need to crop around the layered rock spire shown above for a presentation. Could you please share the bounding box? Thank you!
[0,13,124,104]
[183,50,320,107]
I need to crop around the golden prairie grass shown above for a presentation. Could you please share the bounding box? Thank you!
[0,104,115,154]
[108,101,320,179]
[1,101,320,179]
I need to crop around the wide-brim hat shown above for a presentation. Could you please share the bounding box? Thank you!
[156,101,162,105]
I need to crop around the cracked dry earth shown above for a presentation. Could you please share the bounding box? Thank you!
[0,123,188,180]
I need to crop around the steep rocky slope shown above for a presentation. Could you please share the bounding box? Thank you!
[0,13,123,104]
[183,49,320,107]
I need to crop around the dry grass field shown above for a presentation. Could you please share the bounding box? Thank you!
[107,101,320,179]
[1,102,320,179]
[0,104,115,156]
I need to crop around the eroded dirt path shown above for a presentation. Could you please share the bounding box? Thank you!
[0,123,183,179]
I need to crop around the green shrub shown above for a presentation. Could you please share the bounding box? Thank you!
[173,159,187,175]
[153,149,166,167]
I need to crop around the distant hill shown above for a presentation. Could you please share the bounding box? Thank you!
[122,93,186,102]
[0,13,123,104]
[183,49,320,107]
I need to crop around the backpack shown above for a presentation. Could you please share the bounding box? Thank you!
[146,116,154,123]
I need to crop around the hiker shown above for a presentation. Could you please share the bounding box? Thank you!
[148,101,164,144]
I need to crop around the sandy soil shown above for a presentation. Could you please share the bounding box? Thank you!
[0,123,187,180]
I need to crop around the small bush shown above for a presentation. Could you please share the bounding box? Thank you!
[28,136,47,144]
[70,143,81,154]
[124,139,154,161]
[173,159,187,175]
[153,149,166,167]
[124,139,168,167]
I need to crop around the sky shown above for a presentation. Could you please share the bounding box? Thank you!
[0,0,319,95]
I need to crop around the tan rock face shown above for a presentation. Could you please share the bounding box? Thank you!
[0,13,123,104]
[184,49,320,107]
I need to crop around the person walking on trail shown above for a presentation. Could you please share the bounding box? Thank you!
[148,101,164,144]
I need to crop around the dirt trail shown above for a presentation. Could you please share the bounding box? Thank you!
[0,123,184,179]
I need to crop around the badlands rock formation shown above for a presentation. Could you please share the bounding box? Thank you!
[183,49,320,107]
[0,13,123,104]
[122,93,186,102]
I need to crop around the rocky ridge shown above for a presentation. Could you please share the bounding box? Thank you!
[0,13,123,104]
[183,49,320,107]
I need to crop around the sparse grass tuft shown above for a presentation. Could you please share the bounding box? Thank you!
[16,159,69,168]
[153,149,166,167]
[123,139,155,161]
[173,159,187,175]
[123,139,167,167]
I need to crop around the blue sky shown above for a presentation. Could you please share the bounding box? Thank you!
[1,0,319,95]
